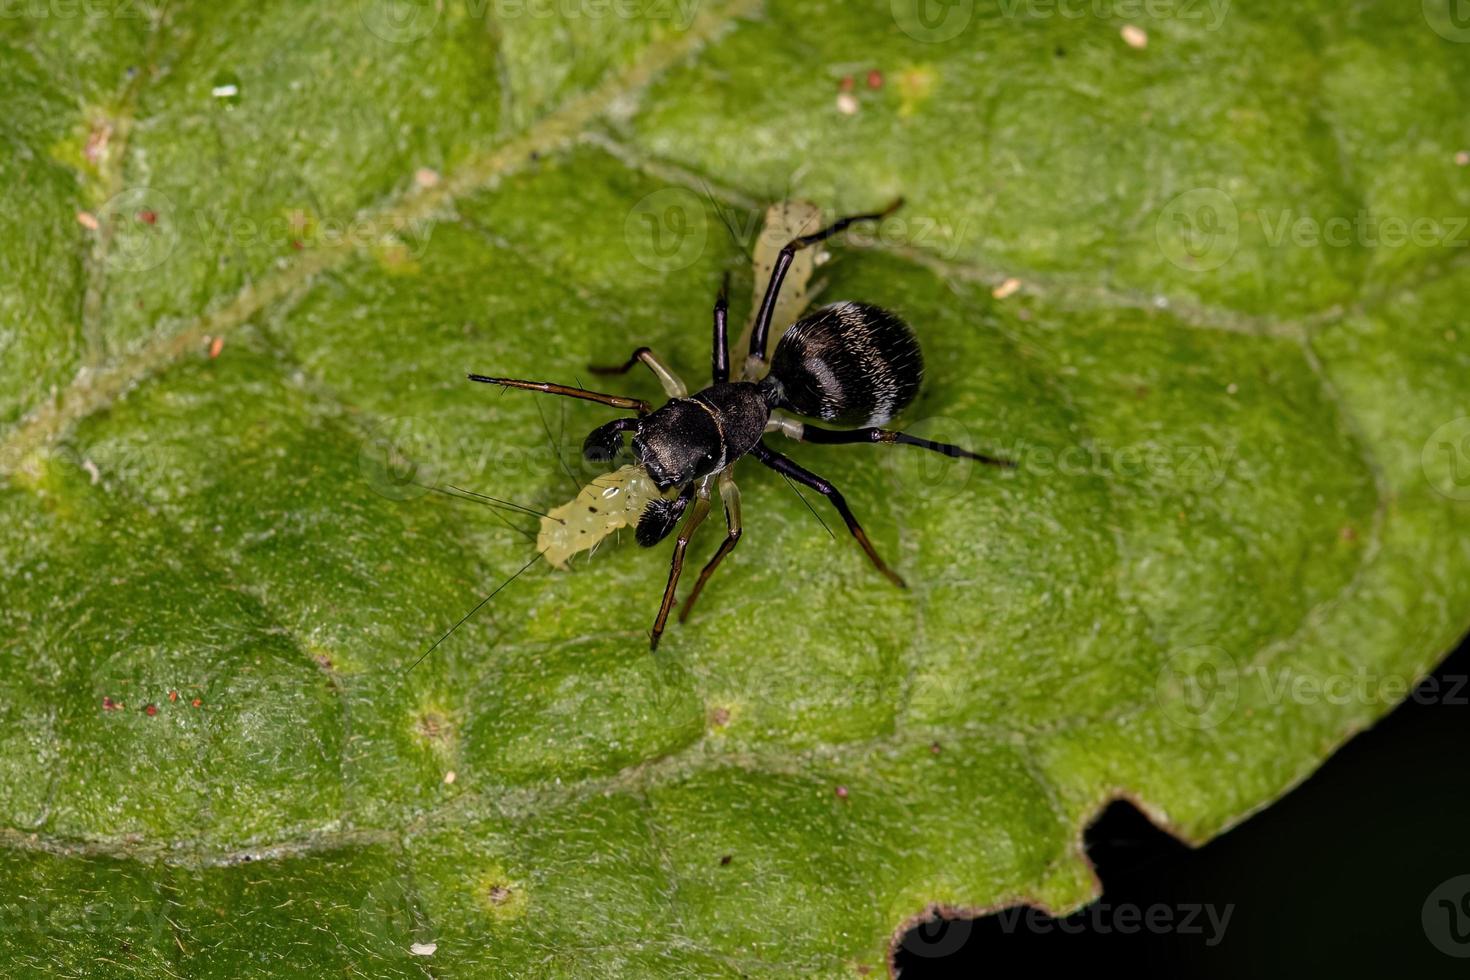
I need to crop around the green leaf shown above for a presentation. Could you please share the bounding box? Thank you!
[2,1,1468,974]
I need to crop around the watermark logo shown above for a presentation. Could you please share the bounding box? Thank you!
[358,876,419,944]
[624,187,707,272]
[994,0,1231,30]
[1156,645,1238,729]
[883,416,992,502]
[1157,188,1239,272]
[1257,210,1468,250]
[1423,875,1470,957]
[891,0,974,43]
[359,0,440,43]
[899,909,973,958]
[359,416,445,500]
[96,186,177,273]
[0,0,161,19]
[1424,0,1470,42]
[1422,417,1470,502]
[994,901,1233,944]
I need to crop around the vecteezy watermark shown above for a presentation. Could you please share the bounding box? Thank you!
[893,0,1229,42]
[1156,188,1241,272]
[624,187,709,273]
[1159,187,1470,272]
[1256,210,1470,250]
[94,186,178,273]
[898,908,973,958]
[1423,875,1470,958]
[881,416,993,503]
[359,416,446,501]
[0,0,161,18]
[0,892,172,940]
[1155,645,1239,729]
[1252,669,1469,709]
[358,875,420,945]
[891,0,974,42]
[494,0,703,27]
[993,901,1234,945]
[624,188,973,273]
[358,0,441,43]
[1007,438,1239,489]
[359,0,703,43]
[1157,648,1465,729]
[190,207,436,259]
[996,0,1229,28]
[1422,417,1470,502]
[356,414,624,504]
[1423,0,1470,43]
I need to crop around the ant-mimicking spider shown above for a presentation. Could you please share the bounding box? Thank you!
[459,200,1014,651]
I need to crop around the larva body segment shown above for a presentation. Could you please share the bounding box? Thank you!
[537,464,665,569]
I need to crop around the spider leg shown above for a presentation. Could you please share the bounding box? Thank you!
[678,469,742,624]
[744,199,903,379]
[588,346,687,398]
[750,439,905,588]
[768,415,1015,468]
[712,272,730,384]
[650,475,714,650]
[467,375,651,414]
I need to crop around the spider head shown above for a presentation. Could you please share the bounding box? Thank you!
[629,400,723,491]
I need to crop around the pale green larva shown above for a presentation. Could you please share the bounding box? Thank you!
[536,464,666,569]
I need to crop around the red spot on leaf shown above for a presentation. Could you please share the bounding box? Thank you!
[144,703,158,716]
[866,69,883,89]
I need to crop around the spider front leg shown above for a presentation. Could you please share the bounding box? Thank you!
[649,474,714,650]
[678,470,741,624]
[467,374,651,414]
[750,440,905,589]
[589,346,687,398]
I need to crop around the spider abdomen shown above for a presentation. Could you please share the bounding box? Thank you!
[765,301,923,427]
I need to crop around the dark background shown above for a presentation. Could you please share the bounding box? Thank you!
[896,632,1470,978]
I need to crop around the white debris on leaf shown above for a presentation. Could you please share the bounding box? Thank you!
[835,92,859,115]
[991,277,1022,300]
[409,942,437,956]
[1121,24,1149,49]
